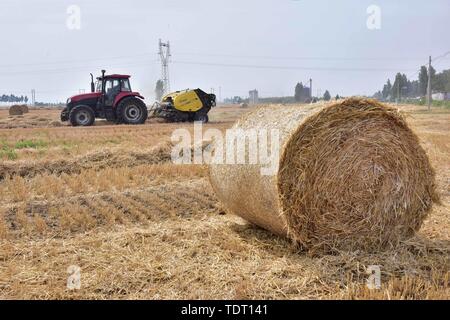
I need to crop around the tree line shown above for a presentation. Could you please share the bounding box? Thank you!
[0,94,29,103]
[373,67,450,101]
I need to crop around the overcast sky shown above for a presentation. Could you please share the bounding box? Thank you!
[0,0,449,102]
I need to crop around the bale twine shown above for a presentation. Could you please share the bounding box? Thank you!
[9,105,23,116]
[209,98,438,252]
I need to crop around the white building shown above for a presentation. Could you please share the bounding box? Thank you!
[432,92,450,101]
[249,89,259,104]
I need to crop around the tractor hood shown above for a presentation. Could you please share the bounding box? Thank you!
[69,92,102,103]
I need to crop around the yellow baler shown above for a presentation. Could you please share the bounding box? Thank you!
[151,89,216,123]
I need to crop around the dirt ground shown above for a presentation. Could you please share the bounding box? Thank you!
[0,104,448,299]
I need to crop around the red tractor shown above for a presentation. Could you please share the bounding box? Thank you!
[61,70,147,126]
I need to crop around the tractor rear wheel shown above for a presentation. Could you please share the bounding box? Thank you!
[117,98,148,125]
[69,105,95,127]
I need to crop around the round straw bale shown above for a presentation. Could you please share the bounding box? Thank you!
[19,105,29,113]
[9,105,23,116]
[209,98,438,252]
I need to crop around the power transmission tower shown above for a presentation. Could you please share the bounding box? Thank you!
[159,39,171,95]
[427,55,432,111]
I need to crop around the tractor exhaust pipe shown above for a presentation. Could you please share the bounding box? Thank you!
[101,70,106,94]
[100,70,106,105]
[90,73,95,93]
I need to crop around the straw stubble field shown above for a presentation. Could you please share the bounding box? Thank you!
[0,104,448,299]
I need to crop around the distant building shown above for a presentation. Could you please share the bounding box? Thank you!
[249,89,259,104]
[432,92,450,101]
[302,87,312,100]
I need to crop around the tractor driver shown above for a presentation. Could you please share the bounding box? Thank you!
[105,80,121,106]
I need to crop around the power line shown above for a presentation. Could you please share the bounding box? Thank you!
[2,50,446,71]
[0,60,160,77]
[172,60,416,72]
[0,52,154,69]
[2,50,447,77]
[175,52,447,62]
[431,51,450,63]
[405,50,450,80]
[0,59,416,76]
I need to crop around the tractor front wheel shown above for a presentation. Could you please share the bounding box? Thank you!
[69,105,95,127]
[117,98,148,125]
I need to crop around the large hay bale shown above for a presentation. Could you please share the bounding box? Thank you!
[9,105,23,116]
[19,105,29,113]
[209,98,438,252]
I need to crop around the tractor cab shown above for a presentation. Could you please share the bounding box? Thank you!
[95,72,133,107]
[61,70,147,126]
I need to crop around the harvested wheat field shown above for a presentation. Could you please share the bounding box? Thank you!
[0,104,448,299]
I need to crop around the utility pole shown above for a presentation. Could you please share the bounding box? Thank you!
[31,89,36,106]
[309,78,313,102]
[159,39,171,95]
[427,55,432,111]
